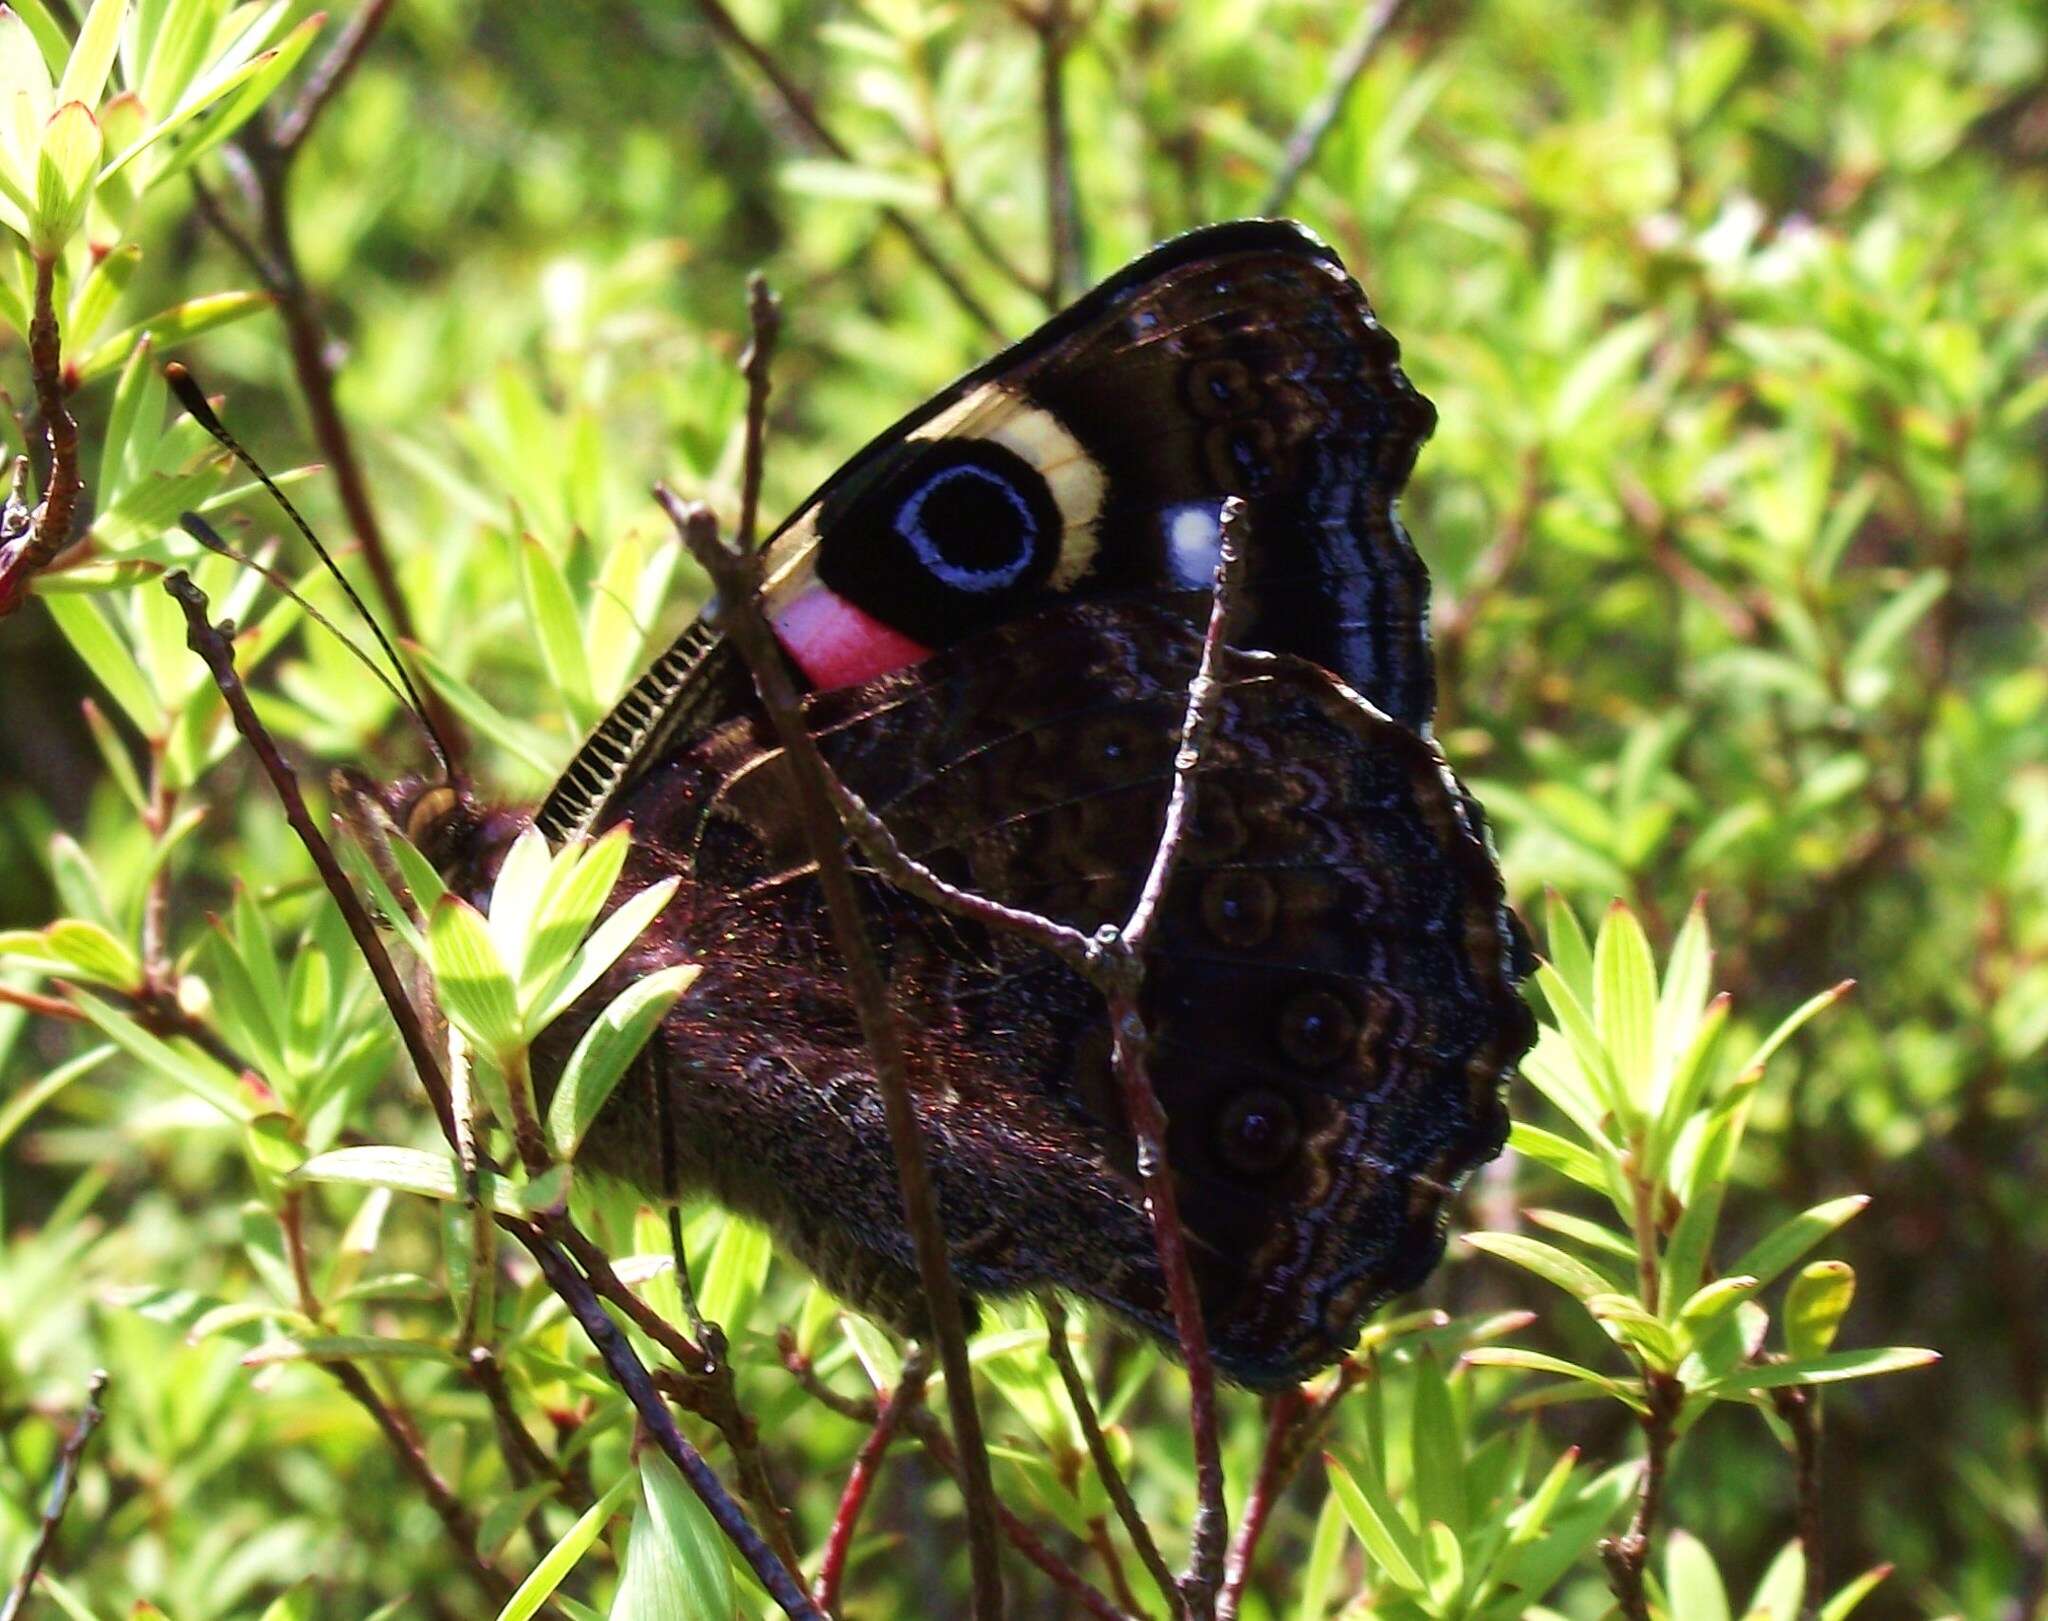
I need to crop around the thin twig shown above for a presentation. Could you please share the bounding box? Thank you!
[328,1359,519,1604]
[187,0,433,712]
[513,1230,824,1619]
[1773,1384,1824,1618]
[1261,0,1409,215]
[657,273,1007,1618]
[1018,0,1086,303]
[163,569,818,1617]
[164,572,458,1143]
[1101,503,1250,1618]
[271,0,398,155]
[660,479,1009,1617]
[1600,1369,1683,1621]
[1042,1296,1179,1614]
[1215,1387,1308,1621]
[1,1371,108,1621]
[0,259,84,616]
[687,0,1006,342]
[814,1349,931,1614]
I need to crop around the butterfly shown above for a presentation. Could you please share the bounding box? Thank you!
[400,219,1533,1389]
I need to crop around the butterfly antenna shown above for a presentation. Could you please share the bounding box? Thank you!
[176,513,450,773]
[165,362,457,780]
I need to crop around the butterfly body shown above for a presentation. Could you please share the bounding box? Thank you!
[413,221,1533,1387]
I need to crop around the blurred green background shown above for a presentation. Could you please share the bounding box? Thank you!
[1,0,2044,1616]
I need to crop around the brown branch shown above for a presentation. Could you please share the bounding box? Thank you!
[327,1359,518,1604]
[1600,1368,1683,1621]
[1,1371,108,1621]
[1261,0,1410,215]
[563,1221,803,1575]
[187,1,434,729]
[513,1229,824,1619]
[814,1348,931,1615]
[1773,1384,1824,1618]
[271,0,397,155]
[163,572,458,1142]
[0,259,85,616]
[1216,1387,1308,1621]
[1043,1296,1178,1615]
[687,0,1006,342]
[657,272,1006,1618]
[1101,501,1249,1619]
[1016,0,1085,304]
[163,569,818,1618]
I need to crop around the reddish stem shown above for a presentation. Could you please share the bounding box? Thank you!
[814,1353,931,1614]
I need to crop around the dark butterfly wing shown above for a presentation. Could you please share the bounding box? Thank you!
[536,219,1437,847]
[528,219,1528,1384]
[569,596,1527,1385]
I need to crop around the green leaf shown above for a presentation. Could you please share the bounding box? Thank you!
[1664,1529,1731,1621]
[1506,1442,1579,1546]
[528,874,681,1033]
[0,1043,112,1153]
[610,1448,736,1620]
[55,0,124,108]
[73,289,272,383]
[43,917,139,986]
[1646,995,1731,1184]
[1543,888,1594,1006]
[1736,983,1849,1088]
[1817,1563,1892,1621]
[32,99,99,253]
[697,1214,773,1335]
[1508,1121,1612,1194]
[68,986,253,1120]
[1464,1232,1614,1303]
[428,895,522,1057]
[497,1472,636,1621]
[547,964,698,1158]
[1726,1196,1868,1296]
[1703,1345,1938,1394]
[1654,894,1712,1091]
[522,825,633,1001]
[1594,902,1657,1108]
[1462,1347,1649,1413]
[522,533,597,727]
[1749,1540,1806,1621]
[1409,1351,1465,1534]
[486,825,554,984]
[1535,961,1631,1126]
[1523,1207,1637,1266]
[242,1334,450,1368]
[1844,569,1947,686]
[1325,1453,1424,1592]
[45,591,164,735]
[1295,1490,1346,1621]
[296,1144,523,1217]
[1784,1261,1856,1359]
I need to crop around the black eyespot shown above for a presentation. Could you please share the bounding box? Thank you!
[1215,1088,1299,1177]
[813,435,1065,649]
[1201,871,1278,948]
[898,461,1038,591]
[1278,987,1355,1070]
[889,441,1057,597]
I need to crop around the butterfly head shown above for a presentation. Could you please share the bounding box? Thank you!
[344,768,524,903]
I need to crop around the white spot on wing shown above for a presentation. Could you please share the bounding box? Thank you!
[1165,501,1224,589]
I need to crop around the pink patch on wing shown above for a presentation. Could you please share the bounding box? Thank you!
[771,582,933,690]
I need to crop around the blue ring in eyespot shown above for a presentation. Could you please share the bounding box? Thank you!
[895,462,1040,593]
